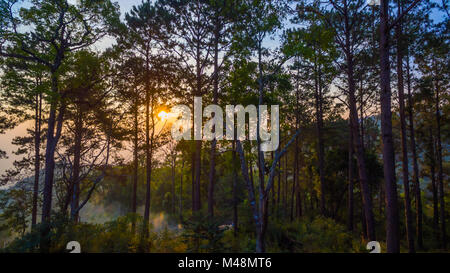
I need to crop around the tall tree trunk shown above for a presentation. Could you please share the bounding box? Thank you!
[131,100,138,233]
[237,131,299,253]
[143,54,153,240]
[249,158,255,197]
[347,48,376,242]
[143,100,151,237]
[361,189,368,239]
[193,140,202,212]
[251,39,301,251]
[270,152,275,215]
[406,51,423,249]
[359,80,365,149]
[193,36,203,213]
[191,148,195,211]
[396,8,415,252]
[379,181,384,217]
[255,42,268,253]
[172,156,176,214]
[435,78,446,249]
[232,140,238,236]
[296,143,303,219]
[429,128,439,242]
[208,142,217,215]
[277,155,281,217]
[379,0,400,252]
[294,74,302,219]
[32,91,42,228]
[340,0,375,241]
[70,110,83,223]
[290,152,296,222]
[180,161,184,222]
[348,119,354,231]
[283,154,288,214]
[41,72,65,252]
[309,166,314,212]
[258,198,269,253]
[295,154,302,219]
[208,15,220,218]
[236,142,262,252]
[314,53,326,216]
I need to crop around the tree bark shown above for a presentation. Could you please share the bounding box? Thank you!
[396,8,415,252]
[283,154,288,214]
[435,78,446,249]
[361,189,368,239]
[348,119,354,232]
[314,52,326,217]
[406,51,423,249]
[180,161,184,222]
[131,99,138,233]
[429,128,440,242]
[290,149,296,222]
[347,40,376,242]
[193,140,202,211]
[193,31,203,213]
[359,80,365,149]
[379,0,400,252]
[172,156,176,214]
[70,110,83,223]
[143,54,154,240]
[191,147,195,211]
[232,140,238,236]
[295,141,302,219]
[143,96,151,237]
[255,43,267,253]
[338,1,376,240]
[41,72,65,252]
[271,152,275,215]
[236,141,262,252]
[277,149,281,211]
[208,14,220,217]
[32,91,42,228]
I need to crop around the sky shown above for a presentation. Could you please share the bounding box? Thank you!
[0,0,141,177]
[0,0,448,180]
[118,0,142,15]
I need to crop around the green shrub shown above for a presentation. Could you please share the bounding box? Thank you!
[181,213,228,253]
[266,217,360,253]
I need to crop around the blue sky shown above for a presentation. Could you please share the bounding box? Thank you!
[116,0,446,22]
[117,0,142,17]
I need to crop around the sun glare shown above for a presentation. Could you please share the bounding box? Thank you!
[158,111,169,120]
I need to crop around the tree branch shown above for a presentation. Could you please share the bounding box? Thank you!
[389,0,423,31]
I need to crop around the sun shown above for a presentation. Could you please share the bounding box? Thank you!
[158,111,169,120]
